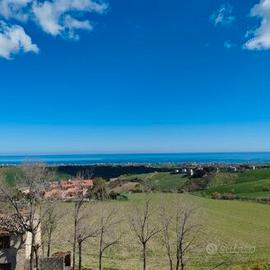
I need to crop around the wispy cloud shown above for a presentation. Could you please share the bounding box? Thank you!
[0,0,108,59]
[244,0,270,50]
[224,40,236,49]
[0,21,39,59]
[210,3,235,26]
[0,0,32,21]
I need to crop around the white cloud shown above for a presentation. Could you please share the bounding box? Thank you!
[0,21,39,59]
[0,0,32,21]
[32,0,107,37]
[0,0,108,59]
[64,15,93,39]
[210,3,235,26]
[244,0,270,50]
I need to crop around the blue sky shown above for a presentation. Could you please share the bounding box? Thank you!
[1,0,270,154]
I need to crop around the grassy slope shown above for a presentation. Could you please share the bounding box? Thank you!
[207,179,270,196]
[203,169,270,197]
[52,193,270,270]
[119,172,186,191]
[0,167,72,186]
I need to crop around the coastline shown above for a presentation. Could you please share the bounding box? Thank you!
[1,152,270,165]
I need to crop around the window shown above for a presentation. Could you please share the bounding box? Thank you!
[0,235,10,249]
[64,253,71,267]
[0,263,11,270]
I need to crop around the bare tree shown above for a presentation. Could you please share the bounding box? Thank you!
[0,163,53,270]
[77,206,98,270]
[72,198,99,270]
[42,201,62,257]
[72,198,83,270]
[160,208,174,270]
[77,227,98,270]
[96,206,122,270]
[159,202,202,270]
[129,199,161,270]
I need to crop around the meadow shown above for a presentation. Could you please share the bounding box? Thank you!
[50,193,270,270]
[118,172,186,192]
[201,169,270,198]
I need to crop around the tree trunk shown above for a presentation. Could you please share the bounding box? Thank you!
[176,253,180,270]
[78,242,82,270]
[47,235,51,257]
[179,240,184,270]
[99,228,103,270]
[180,254,185,270]
[143,243,146,270]
[29,232,35,270]
[99,251,102,270]
[73,208,77,270]
[169,257,173,270]
[72,232,76,270]
[176,259,179,270]
[34,246,39,270]
[29,248,33,270]
[165,243,173,270]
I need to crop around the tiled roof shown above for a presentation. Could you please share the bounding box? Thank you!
[52,251,71,258]
[0,214,25,234]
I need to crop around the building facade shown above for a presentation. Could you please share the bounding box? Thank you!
[0,214,26,270]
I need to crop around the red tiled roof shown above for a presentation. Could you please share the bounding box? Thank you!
[45,179,93,199]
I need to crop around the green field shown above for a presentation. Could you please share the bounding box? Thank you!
[0,167,72,186]
[50,193,270,270]
[202,170,270,198]
[119,172,186,192]
[118,169,270,199]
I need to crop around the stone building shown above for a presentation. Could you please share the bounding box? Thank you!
[0,213,42,270]
[40,252,71,270]
[0,214,26,270]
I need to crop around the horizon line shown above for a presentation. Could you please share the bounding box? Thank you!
[1,151,270,156]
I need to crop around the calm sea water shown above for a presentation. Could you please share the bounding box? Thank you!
[0,152,270,165]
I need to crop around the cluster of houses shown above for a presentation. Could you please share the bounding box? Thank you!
[173,165,257,178]
[44,179,94,200]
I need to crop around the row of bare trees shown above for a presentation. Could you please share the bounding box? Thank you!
[0,163,227,270]
[70,197,202,270]
[72,199,122,270]
[129,198,202,270]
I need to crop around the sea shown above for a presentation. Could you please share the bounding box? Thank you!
[1,152,270,165]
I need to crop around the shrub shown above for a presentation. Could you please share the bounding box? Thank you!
[221,193,237,200]
[211,192,222,200]
[262,186,270,192]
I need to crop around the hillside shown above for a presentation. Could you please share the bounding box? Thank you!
[200,169,270,198]
[51,193,270,269]
[3,165,270,200]
[0,167,72,186]
[118,172,186,192]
